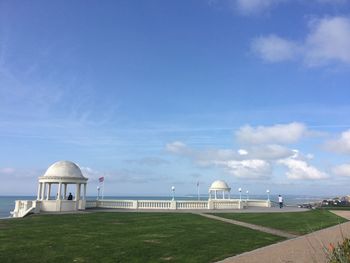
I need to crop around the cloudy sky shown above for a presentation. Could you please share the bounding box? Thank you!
[1,0,350,197]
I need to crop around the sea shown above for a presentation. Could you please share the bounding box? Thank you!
[0,194,329,218]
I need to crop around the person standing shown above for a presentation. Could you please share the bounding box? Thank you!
[278,195,283,208]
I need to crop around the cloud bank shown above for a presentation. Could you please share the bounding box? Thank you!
[166,122,325,181]
[252,16,350,66]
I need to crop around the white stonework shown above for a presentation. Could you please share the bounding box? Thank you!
[12,161,88,217]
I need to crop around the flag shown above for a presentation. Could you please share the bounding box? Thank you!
[99,176,104,183]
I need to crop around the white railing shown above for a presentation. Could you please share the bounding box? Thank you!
[86,201,97,208]
[85,199,268,210]
[176,201,208,209]
[11,200,38,218]
[137,200,171,209]
[213,200,240,209]
[97,200,134,209]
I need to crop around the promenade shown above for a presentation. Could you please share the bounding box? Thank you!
[217,210,350,263]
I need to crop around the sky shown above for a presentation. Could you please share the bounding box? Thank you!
[1,0,350,197]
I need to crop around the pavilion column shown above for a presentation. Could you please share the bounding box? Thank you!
[57,183,62,200]
[223,191,225,200]
[75,184,80,201]
[37,183,42,200]
[47,183,51,200]
[83,184,86,200]
[42,183,46,201]
[64,184,67,200]
[79,184,81,200]
[214,190,217,200]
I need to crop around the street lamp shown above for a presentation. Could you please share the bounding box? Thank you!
[171,186,175,201]
[246,190,249,200]
[97,186,100,200]
[266,189,270,201]
[238,188,242,201]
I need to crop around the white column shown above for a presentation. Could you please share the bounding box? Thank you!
[47,183,51,200]
[57,183,62,200]
[42,183,47,201]
[37,183,41,200]
[75,184,80,201]
[214,190,217,200]
[64,184,67,200]
[222,191,225,200]
[83,184,87,200]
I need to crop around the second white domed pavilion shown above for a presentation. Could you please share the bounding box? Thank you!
[37,160,88,212]
[209,180,231,200]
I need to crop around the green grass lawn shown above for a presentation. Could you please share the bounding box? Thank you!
[212,210,347,235]
[0,212,284,263]
[319,206,350,211]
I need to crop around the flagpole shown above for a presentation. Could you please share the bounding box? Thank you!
[102,178,105,200]
[197,181,200,201]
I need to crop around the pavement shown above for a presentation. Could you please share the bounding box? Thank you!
[216,211,350,263]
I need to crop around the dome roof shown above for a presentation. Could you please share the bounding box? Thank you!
[209,180,231,191]
[43,161,85,179]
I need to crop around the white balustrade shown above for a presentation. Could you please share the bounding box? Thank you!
[13,198,271,217]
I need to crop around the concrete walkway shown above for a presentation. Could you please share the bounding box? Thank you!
[216,211,350,263]
[198,213,298,239]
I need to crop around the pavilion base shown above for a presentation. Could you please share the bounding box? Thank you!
[11,200,87,218]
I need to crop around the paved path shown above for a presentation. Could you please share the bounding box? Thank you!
[330,210,350,220]
[197,213,298,239]
[216,211,350,263]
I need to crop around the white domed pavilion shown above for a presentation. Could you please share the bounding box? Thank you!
[37,161,88,212]
[209,180,231,200]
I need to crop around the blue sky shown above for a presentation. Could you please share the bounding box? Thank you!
[1,0,350,197]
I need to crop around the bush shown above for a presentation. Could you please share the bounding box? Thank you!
[328,238,350,263]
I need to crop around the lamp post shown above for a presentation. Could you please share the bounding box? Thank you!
[97,186,100,200]
[246,190,249,200]
[171,186,175,201]
[266,189,270,201]
[238,188,242,201]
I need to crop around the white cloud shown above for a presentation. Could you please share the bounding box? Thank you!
[165,141,191,155]
[332,164,350,177]
[238,149,248,155]
[236,122,307,145]
[234,0,284,15]
[247,144,295,160]
[278,157,328,180]
[251,35,299,62]
[305,17,350,66]
[252,16,350,66]
[325,129,350,154]
[0,167,15,175]
[216,159,272,179]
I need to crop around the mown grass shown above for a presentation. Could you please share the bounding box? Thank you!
[212,210,347,235]
[319,206,350,211]
[0,212,284,263]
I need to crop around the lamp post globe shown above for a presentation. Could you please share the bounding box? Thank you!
[266,189,270,201]
[238,188,242,200]
[246,190,249,200]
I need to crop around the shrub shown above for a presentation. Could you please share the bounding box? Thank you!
[328,238,350,263]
